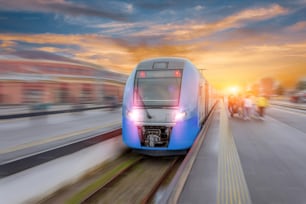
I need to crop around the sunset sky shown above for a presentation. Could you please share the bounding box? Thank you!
[0,0,305,90]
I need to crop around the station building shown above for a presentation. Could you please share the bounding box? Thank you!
[0,60,127,105]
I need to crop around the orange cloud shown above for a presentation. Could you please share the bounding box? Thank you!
[1,31,306,89]
[118,4,288,42]
[0,3,304,90]
[287,21,306,32]
[164,4,289,41]
[0,40,17,53]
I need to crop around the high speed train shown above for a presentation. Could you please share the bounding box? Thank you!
[122,57,217,155]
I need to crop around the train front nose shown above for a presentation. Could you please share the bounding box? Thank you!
[123,108,198,150]
[123,108,176,148]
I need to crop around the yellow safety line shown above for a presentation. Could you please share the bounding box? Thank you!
[217,101,252,204]
[0,121,120,155]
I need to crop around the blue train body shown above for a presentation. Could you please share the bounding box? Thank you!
[122,57,214,155]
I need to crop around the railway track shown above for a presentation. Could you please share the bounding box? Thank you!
[41,152,182,204]
[40,102,218,204]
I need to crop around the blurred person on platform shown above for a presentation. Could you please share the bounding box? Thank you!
[243,95,253,120]
[256,95,269,119]
[228,94,238,117]
[236,94,244,118]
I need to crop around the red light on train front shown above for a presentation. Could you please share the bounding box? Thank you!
[174,70,181,77]
[139,71,146,78]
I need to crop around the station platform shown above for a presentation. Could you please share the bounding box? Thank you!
[0,103,113,119]
[178,101,306,204]
[0,104,80,116]
[0,109,121,166]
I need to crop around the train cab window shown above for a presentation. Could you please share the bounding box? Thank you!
[134,70,182,107]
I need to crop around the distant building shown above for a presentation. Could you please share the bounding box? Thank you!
[0,60,127,105]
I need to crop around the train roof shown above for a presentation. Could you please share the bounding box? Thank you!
[136,57,194,70]
[134,57,207,82]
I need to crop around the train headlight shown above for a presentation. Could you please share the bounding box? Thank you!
[127,109,140,121]
[175,111,187,121]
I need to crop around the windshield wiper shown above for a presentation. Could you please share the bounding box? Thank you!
[136,90,152,119]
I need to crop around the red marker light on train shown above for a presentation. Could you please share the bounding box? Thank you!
[139,71,146,78]
[174,70,181,77]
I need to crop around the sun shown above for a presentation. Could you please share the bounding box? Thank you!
[226,86,241,95]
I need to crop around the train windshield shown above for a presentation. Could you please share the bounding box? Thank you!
[134,70,182,107]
